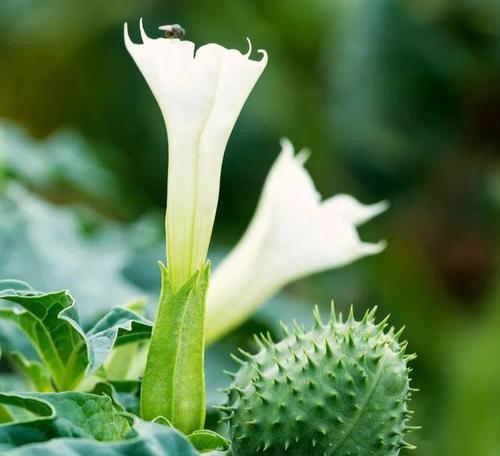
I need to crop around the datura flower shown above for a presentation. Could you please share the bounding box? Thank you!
[124,19,267,290]
[205,139,387,343]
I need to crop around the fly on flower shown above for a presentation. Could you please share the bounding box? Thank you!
[159,24,185,39]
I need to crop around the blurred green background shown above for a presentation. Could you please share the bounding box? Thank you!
[1,0,499,454]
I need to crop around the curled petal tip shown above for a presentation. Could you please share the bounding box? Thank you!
[366,240,387,255]
[257,49,268,64]
[244,37,252,58]
[139,17,149,43]
[367,200,390,219]
[123,22,134,48]
[329,195,389,226]
[279,137,295,157]
[124,19,149,46]
[375,200,390,212]
[296,147,311,165]
[279,138,310,164]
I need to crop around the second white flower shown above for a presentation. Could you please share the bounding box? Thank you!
[205,139,388,343]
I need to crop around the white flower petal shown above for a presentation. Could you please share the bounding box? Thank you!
[205,139,387,343]
[321,194,389,226]
[125,20,267,288]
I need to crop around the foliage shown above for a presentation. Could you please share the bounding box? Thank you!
[0,182,148,323]
[3,426,200,456]
[0,286,152,391]
[0,280,414,454]
[1,403,213,455]
[0,391,131,449]
[1,0,499,453]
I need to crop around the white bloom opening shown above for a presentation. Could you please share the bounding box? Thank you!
[205,139,387,343]
[124,19,267,289]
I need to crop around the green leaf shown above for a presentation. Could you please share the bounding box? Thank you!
[90,381,141,416]
[2,419,201,456]
[10,352,53,392]
[103,298,149,382]
[88,382,127,412]
[0,287,152,390]
[109,381,141,416]
[152,415,174,427]
[0,289,87,390]
[0,184,145,324]
[85,306,152,374]
[0,391,131,450]
[141,262,210,434]
[187,430,230,453]
[0,393,87,448]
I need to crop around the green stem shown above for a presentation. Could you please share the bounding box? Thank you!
[140,261,210,435]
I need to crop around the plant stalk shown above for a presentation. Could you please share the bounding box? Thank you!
[140,262,210,434]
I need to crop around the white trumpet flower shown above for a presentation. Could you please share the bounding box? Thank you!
[205,139,388,343]
[124,20,267,289]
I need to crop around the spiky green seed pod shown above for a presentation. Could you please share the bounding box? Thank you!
[222,306,416,455]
